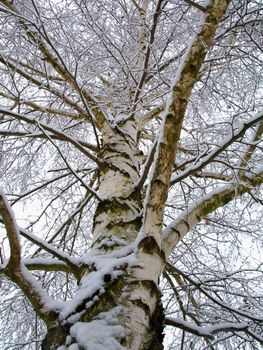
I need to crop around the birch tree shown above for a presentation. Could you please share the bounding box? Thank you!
[0,0,262,349]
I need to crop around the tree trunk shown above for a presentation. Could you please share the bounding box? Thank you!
[42,120,165,349]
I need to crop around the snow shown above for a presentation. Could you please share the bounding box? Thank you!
[0,189,21,245]
[19,226,79,266]
[99,170,130,198]
[207,322,248,333]
[166,317,249,338]
[162,184,230,238]
[94,234,127,250]
[19,263,65,312]
[170,111,263,185]
[23,257,68,267]
[60,245,136,321]
[66,336,72,345]
[70,307,125,350]
[68,344,79,350]
[199,0,211,7]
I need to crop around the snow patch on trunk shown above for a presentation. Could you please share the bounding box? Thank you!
[69,307,125,350]
[60,245,136,321]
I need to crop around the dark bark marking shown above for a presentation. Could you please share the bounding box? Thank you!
[138,236,165,261]
[42,323,69,350]
[129,279,161,299]
[147,301,165,350]
[131,298,151,316]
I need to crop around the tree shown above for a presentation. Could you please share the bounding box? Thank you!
[0,0,262,348]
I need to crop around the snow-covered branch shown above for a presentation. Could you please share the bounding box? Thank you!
[239,119,263,180]
[163,167,263,257]
[0,191,21,267]
[0,109,101,164]
[18,227,80,278]
[0,128,98,152]
[170,111,263,186]
[142,0,230,246]
[0,0,108,129]
[132,0,166,107]
[167,263,263,322]
[0,191,61,325]
[165,317,249,340]
[24,258,74,274]
[0,192,81,277]
[0,54,87,116]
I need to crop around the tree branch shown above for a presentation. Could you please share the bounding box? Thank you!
[167,263,263,322]
[0,0,108,129]
[133,0,167,107]
[170,111,263,186]
[163,167,263,257]
[182,0,207,12]
[141,0,231,247]
[165,317,249,340]
[0,129,98,152]
[0,54,87,117]
[0,108,101,164]
[0,91,87,121]
[24,258,75,274]
[239,119,263,180]
[0,190,61,325]
[0,191,21,267]
[18,227,80,274]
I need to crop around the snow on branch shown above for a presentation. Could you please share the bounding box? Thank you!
[0,195,81,277]
[24,258,73,274]
[0,190,21,268]
[239,119,263,180]
[163,166,263,256]
[36,121,102,201]
[167,263,263,322]
[0,128,98,152]
[0,54,86,116]
[132,0,166,108]
[170,111,263,186]
[0,0,108,128]
[165,317,249,340]
[0,108,101,165]
[182,0,207,12]
[18,227,80,278]
[0,190,63,324]
[141,0,230,247]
